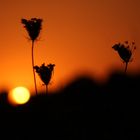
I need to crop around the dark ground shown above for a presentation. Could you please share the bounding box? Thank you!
[0,71,140,139]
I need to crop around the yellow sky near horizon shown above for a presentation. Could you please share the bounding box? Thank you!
[0,0,140,93]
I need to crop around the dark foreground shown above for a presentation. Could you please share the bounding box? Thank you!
[0,71,140,139]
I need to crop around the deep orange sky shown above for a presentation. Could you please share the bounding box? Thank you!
[0,0,140,93]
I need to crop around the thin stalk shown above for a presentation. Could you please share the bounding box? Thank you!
[45,85,48,94]
[31,41,38,95]
[124,62,128,74]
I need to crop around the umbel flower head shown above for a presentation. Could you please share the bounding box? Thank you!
[21,18,42,41]
[112,41,136,63]
[34,63,55,86]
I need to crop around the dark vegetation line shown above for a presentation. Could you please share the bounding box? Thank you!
[0,71,140,139]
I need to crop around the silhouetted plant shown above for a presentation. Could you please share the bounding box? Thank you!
[34,63,55,93]
[21,18,43,95]
[112,41,136,73]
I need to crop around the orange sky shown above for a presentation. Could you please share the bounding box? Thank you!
[0,0,140,93]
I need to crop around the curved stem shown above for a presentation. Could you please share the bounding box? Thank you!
[124,62,128,74]
[32,41,38,95]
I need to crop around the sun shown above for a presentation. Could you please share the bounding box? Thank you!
[8,86,30,105]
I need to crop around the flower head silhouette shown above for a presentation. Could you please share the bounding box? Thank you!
[112,41,136,73]
[21,18,43,95]
[34,63,55,93]
[21,18,42,41]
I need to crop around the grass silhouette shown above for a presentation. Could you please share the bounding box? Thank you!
[34,63,55,94]
[21,18,43,95]
[112,41,136,73]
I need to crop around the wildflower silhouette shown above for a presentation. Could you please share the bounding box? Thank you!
[34,63,55,94]
[21,18,43,95]
[112,41,136,73]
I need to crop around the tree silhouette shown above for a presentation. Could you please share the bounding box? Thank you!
[112,41,136,73]
[21,18,43,95]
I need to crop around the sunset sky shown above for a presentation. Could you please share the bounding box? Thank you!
[0,0,140,93]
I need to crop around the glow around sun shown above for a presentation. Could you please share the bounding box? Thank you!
[8,86,31,105]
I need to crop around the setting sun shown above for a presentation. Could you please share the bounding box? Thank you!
[8,87,30,105]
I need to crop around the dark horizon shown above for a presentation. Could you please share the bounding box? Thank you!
[0,70,140,139]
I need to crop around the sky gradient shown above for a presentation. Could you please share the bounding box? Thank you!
[0,0,140,93]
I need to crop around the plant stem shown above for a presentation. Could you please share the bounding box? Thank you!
[45,85,48,94]
[124,62,128,74]
[31,41,38,95]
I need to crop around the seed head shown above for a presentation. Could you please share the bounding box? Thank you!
[34,63,55,85]
[112,41,136,63]
[21,18,42,41]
